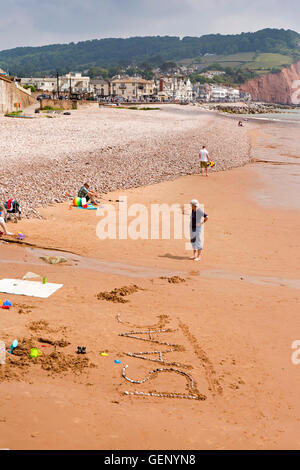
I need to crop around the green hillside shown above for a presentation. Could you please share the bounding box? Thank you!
[0,28,299,78]
[190,51,295,75]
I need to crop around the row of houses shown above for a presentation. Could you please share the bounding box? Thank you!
[20,73,155,101]
[20,73,250,103]
[20,72,91,94]
[193,83,249,102]
[158,77,249,102]
[157,76,193,101]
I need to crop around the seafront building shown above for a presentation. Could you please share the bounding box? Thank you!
[193,83,211,102]
[20,77,56,92]
[192,84,242,102]
[90,79,110,99]
[21,73,90,94]
[19,71,248,103]
[157,76,193,101]
[109,76,154,101]
[210,86,228,102]
[59,73,90,93]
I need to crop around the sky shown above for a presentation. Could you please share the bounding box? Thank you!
[0,0,299,51]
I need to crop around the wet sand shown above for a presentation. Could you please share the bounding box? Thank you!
[247,119,300,210]
[0,117,300,450]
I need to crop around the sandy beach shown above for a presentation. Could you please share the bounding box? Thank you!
[0,105,300,450]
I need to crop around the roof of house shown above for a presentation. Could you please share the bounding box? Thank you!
[0,74,13,84]
[111,76,153,85]
[90,79,110,85]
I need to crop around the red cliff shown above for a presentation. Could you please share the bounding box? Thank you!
[240,60,300,104]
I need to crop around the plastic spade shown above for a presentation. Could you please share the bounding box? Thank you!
[9,339,18,354]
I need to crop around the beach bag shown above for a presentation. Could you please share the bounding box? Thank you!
[5,199,21,214]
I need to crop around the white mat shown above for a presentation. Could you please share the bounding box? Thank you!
[0,279,63,298]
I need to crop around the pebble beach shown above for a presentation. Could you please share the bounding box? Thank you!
[0,104,250,216]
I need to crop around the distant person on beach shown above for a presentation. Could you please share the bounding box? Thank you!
[199,145,210,177]
[190,199,208,262]
[78,183,99,206]
[0,205,13,236]
[238,121,244,127]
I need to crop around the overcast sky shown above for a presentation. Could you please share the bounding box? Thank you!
[0,0,299,51]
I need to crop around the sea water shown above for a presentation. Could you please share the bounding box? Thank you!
[245,108,300,123]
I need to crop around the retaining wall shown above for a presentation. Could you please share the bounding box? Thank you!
[0,75,35,113]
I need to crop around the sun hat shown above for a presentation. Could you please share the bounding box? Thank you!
[190,199,200,207]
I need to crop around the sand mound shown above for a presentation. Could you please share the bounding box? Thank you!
[27,320,67,335]
[160,276,186,284]
[97,284,142,303]
[0,336,94,382]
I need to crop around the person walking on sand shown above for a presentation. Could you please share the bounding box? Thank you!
[190,199,208,262]
[199,145,210,177]
[0,205,13,236]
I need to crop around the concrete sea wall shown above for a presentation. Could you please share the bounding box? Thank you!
[0,75,35,113]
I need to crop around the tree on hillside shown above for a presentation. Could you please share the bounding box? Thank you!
[0,28,298,77]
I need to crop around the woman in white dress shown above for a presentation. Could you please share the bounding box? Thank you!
[190,199,209,261]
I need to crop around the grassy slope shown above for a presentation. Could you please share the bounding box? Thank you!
[180,52,295,74]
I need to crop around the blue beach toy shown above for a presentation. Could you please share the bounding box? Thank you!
[114,359,121,364]
[3,300,12,307]
[9,339,18,354]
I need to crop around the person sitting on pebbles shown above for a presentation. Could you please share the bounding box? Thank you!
[78,183,100,206]
[0,204,13,236]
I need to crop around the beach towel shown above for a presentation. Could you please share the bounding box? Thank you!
[0,279,63,299]
[77,204,99,210]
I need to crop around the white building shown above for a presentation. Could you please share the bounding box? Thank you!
[227,88,240,102]
[20,77,56,92]
[201,71,226,80]
[60,73,90,93]
[21,73,90,93]
[210,86,228,102]
[158,76,193,101]
[193,83,211,101]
